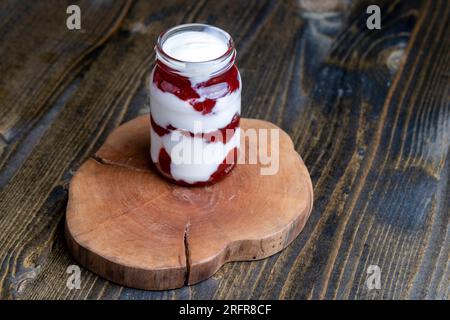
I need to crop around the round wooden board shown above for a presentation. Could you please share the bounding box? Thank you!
[65,115,313,290]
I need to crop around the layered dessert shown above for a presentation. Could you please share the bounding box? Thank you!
[150,24,241,186]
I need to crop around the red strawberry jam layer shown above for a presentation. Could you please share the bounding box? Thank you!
[153,62,240,115]
[150,113,240,144]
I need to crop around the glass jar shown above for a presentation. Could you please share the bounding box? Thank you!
[149,24,241,186]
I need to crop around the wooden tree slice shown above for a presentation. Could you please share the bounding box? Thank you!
[65,115,313,290]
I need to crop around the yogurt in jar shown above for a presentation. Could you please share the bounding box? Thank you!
[149,24,241,186]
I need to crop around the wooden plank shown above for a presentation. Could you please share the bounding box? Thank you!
[0,0,132,186]
[278,0,450,299]
[0,0,212,300]
[0,0,447,300]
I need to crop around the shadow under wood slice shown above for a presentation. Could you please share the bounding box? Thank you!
[65,116,313,290]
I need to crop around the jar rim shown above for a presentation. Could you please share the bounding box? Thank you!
[155,24,236,79]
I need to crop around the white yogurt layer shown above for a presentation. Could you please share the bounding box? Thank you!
[162,31,228,62]
[150,80,241,133]
[150,127,240,184]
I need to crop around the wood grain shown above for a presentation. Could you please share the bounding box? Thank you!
[0,0,132,186]
[65,116,313,290]
[0,0,448,299]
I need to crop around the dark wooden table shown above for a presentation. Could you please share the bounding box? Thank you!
[0,0,448,300]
